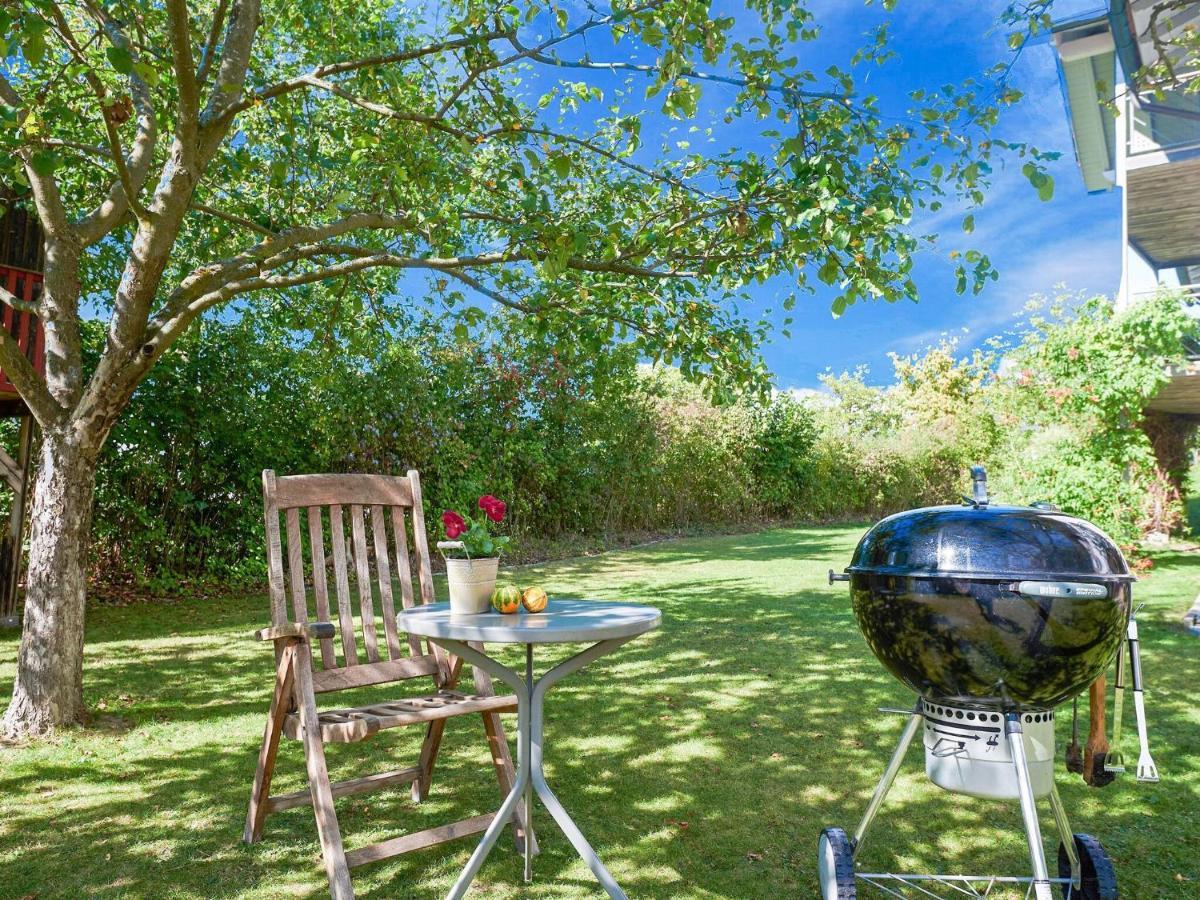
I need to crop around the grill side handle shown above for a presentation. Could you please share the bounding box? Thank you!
[829,569,851,585]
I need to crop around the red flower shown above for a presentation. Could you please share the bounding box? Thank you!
[478,494,506,523]
[442,510,467,539]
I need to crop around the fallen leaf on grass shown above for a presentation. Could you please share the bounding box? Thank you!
[746,851,764,861]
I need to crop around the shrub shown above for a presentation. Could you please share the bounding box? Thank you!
[75,290,1197,589]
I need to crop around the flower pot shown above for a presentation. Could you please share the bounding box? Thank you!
[445,556,499,615]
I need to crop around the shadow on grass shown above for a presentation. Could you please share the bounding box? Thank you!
[0,526,1197,897]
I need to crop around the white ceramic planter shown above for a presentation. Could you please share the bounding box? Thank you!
[445,556,499,615]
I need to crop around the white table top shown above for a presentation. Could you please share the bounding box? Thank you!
[397,598,661,644]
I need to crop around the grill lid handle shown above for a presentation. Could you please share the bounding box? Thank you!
[969,465,989,507]
[1013,581,1108,600]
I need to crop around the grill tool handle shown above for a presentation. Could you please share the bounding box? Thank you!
[828,569,850,585]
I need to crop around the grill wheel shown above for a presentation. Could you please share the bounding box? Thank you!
[817,827,856,899]
[1058,833,1118,899]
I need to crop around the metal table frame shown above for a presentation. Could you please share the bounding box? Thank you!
[398,600,660,900]
[435,636,636,899]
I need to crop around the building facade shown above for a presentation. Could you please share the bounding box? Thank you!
[1053,0,1200,309]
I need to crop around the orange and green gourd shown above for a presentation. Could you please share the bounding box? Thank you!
[522,586,549,613]
[491,585,522,614]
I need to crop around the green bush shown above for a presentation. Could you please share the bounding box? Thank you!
[78,291,1196,588]
[988,292,1195,543]
[747,395,819,514]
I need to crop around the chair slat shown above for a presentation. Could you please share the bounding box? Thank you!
[311,655,440,693]
[272,473,414,510]
[407,470,436,606]
[284,507,308,625]
[307,506,336,668]
[349,504,379,663]
[390,507,423,657]
[328,504,359,665]
[263,472,288,626]
[371,505,402,660]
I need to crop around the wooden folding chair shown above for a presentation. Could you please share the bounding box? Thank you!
[244,469,534,898]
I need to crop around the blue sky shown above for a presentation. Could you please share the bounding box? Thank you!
[734,1,1121,388]
[326,1,1122,390]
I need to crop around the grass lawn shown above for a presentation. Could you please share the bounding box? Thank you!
[2,525,1198,898]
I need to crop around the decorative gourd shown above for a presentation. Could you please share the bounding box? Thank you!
[491,585,521,614]
[522,586,549,613]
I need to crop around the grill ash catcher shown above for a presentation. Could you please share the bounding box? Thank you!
[822,467,1158,899]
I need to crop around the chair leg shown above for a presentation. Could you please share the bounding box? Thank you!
[245,644,296,843]
[294,645,354,899]
[412,719,447,803]
[413,653,466,803]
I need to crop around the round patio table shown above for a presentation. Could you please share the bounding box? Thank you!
[397,598,661,900]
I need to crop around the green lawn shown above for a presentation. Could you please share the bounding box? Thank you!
[2,526,1198,898]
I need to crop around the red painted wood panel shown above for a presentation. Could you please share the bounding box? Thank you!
[0,264,46,399]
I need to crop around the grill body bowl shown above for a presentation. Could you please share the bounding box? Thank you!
[846,504,1133,710]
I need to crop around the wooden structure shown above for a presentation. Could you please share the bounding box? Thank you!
[0,195,44,629]
[246,469,533,899]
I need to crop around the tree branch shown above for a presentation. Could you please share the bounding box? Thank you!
[191,202,278,236]
[0,72,74,241]
[509,35,850,105]
[0,327,61,428]
[219,30,509,123]
[166,0,201,145]
[199,0,262,132]
[70,2,159,243]
[0,285,43,316]
[296,75,472,140]
[47,1,151,224]
[196,0,230,85]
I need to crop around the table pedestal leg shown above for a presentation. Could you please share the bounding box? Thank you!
[523,644,533,884]
[443,644,529,900]
[436,637,637,900]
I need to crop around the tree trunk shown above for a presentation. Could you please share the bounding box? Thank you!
[2,430,99,738]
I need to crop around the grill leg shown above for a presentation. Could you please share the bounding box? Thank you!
[1006,713,1053,900]
[1048,783,1080,890]
[852,702,922,858]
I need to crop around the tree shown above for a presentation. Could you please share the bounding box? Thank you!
[0,0,1047,737]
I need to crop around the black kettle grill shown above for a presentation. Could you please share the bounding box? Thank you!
[839,465,1132,710]
[818,467,1147,900]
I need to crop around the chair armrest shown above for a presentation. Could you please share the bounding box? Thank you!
[253,622,336,642]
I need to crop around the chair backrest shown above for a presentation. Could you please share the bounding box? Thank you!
[262,469,442,693]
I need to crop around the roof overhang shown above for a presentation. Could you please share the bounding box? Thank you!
[1053,18,1118,191]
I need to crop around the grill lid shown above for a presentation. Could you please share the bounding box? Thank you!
[847,468,1132,582]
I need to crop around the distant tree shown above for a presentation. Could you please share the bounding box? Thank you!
[0,0,1051,737]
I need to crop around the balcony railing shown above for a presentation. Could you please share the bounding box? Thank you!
[1125,87,1200,159]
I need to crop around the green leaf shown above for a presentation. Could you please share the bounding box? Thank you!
[106,46,135,75]
[30,150,59,176]
[962,214,974,233]
[132,61,160,87]
[23,30,46,65]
